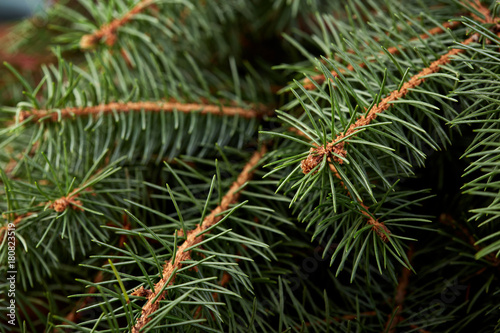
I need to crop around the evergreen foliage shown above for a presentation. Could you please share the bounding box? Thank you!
[1,0,499,332]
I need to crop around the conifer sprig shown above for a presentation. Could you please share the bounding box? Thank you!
[299,0,496,90]
[80,0,157,49]
[290,128,392,242]
[299,31,479,175]
[2,0,500,332]
[131,146,266,332]
[301,20,463,90]
[264,0,500,278]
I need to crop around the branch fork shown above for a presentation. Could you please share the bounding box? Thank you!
[50,196,83,212]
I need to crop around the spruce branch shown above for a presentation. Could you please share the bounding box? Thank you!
[291,128,392,241]
[3,1,500,331]
[131,145,266,333]
[300,32,481,175]
[80,0,156,49]
[301,0,496,90]
[0,188,84,241]
[0,153,119,244]
[301,20,462,90]
[19,100,270,123]
[0,182,88,241]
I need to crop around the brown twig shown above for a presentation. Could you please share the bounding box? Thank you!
[19,101,270,123]
[302,20,462,90]
[130,146,266,333]
[80,0,155,49]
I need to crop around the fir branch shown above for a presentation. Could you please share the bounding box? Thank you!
[0,154,115,242]
[131,145,266,333]
[300,33,481,175]
[80,0,156,49]
[0,186,86,240]
[19,100,269,122]
[301,20,462,90]
[291,128,391,241]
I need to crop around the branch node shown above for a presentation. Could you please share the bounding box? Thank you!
[50,196,83,212]
[301,142,347,174]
